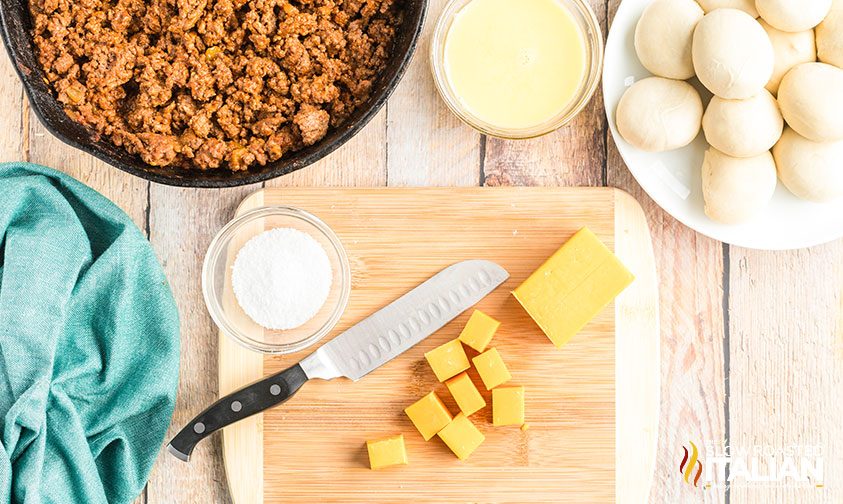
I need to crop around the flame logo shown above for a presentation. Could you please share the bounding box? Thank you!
[679,441,703,487]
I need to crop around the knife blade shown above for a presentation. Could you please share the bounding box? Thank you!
[168,259,509,462]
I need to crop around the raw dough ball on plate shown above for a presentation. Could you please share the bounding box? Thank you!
[692,9,774,99]
[777,62,843,142]
[702,90,783,157]
[773,127,843,201]
[756,0,832,32]
[634,0,704,79]
[759,20,816,94]
[816,0,843,68]
[616,77,703,152]
[702,148,778,224]
[696,0,758,17]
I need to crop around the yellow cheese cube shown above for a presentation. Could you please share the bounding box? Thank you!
[424,339,470,381]
[445,372,486,416]
[458,310,500,352]
[366,434,408,469]
[492,386,525,426]
[404,391,453,441]
[513,227,634,348]
[437,413,485,460]
[472,347,512,390]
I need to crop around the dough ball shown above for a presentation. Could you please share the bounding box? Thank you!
[773,127,843,201]
[702,148,778,224]
[816,0,843,68]
[634,0,704,79]
[777,62,843,142]
[759,20,816,94]
[616,77,703,152]
[756,0,832,32]
[692,9,774,99]
[702,90,783,157]
[696,0,758,17]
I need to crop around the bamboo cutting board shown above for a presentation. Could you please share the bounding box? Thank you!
[218,187,659,503]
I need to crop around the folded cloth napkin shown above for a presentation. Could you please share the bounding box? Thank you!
[0,163,180,503]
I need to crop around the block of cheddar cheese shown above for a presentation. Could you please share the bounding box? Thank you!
[512,227,634,348]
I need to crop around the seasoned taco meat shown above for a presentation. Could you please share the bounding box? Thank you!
[29,0,401,170]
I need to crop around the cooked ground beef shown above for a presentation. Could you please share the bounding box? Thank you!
[29,0,401,170]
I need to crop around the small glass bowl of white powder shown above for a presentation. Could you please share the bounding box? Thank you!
[202,206,350,354]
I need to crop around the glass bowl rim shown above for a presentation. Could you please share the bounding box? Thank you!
[202,205,351,354]
[429,0,605,139]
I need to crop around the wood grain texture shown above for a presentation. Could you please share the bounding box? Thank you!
[613,190,659,504]
[604,2,727,503]
[145,185,260,504]
[218,187,658,503]
[0,49,25,162]
[728,244,843,502]
[385,0,481,187]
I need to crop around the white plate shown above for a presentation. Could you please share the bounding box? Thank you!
[604,0,843,250]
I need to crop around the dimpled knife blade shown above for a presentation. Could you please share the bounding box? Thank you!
[299,260,509,381]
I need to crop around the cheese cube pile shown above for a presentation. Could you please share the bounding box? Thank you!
[400,309,529,461]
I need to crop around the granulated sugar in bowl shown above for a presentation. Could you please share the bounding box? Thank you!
[232,228,333,330]
[203,206,350,354]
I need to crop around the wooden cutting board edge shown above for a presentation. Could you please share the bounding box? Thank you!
[217,187,660,504]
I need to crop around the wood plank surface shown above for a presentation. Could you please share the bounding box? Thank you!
[385,0,481,187]
[604,2,727,503]
[1,0,841,500]
[728,245,843,503]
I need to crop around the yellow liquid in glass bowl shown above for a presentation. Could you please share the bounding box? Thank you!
[443,0,588,131]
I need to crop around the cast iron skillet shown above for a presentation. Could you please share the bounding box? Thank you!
[0,0,427,187]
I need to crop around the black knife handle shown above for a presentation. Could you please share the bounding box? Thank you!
[168,363,308,462]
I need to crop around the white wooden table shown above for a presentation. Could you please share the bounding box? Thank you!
[2,0,841,502]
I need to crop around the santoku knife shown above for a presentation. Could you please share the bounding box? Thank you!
[168,259,509,461]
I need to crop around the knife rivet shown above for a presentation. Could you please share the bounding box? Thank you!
[231,401,242,412]
[193,423,206,434]
[270,384,281,396]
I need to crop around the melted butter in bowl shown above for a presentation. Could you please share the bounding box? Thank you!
[431,0,604,139]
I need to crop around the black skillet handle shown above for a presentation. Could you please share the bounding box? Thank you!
[168,363,309,461]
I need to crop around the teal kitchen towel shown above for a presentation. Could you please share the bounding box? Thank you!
[0,163,180,503]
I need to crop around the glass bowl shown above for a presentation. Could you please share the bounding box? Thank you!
[202,206,351,354]
[430,0,604,139]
